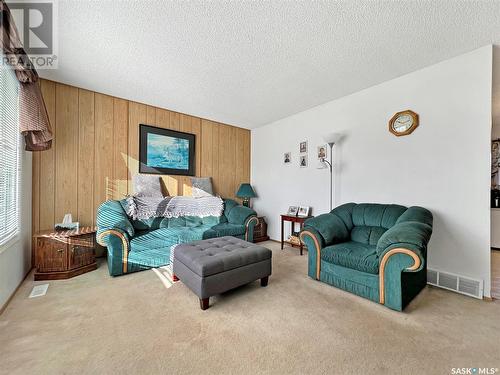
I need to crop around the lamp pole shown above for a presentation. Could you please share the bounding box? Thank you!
[321,142,334,211]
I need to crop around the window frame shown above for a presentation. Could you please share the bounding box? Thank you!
[0,61,21,248]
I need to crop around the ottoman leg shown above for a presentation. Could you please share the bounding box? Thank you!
[261,276,269,287]
[200,298,209,310]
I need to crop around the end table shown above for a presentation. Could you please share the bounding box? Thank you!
[33,227,97,280]
[280,214,313,255]
[253,216,270,243]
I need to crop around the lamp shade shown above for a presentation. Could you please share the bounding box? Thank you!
[236,183,256,198]
[323,132,343,145]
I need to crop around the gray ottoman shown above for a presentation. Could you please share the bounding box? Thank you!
[172,236,272,310]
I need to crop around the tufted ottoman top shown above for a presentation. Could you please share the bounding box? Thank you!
[173,236,272,277]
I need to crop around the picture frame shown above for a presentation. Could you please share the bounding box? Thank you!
[284,152,291,164]
[317,145,327,160]
[299,155,307,168]
[298,206,310,217]
[139,124,195,176]
[287,206,298,216]
[299,141,307,153]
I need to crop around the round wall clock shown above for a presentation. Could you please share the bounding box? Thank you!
[389,110,419,136]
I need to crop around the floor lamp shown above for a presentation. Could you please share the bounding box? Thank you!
[318,133,342,211]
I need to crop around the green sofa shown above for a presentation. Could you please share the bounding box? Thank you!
[96,198,258,276]
[300,203,433,311]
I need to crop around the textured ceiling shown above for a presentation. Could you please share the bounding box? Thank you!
[40,0,500,129]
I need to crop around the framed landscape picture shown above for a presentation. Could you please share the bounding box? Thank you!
[139,124,195,176]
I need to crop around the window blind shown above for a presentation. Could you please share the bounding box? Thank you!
[0,61,20,245]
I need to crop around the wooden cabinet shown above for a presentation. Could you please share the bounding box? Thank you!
[34,228,97,280]
[253,217,270,243]
[36,238,68,272]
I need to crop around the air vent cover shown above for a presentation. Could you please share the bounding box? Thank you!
[427,269,438,284]
[427,268,483,299]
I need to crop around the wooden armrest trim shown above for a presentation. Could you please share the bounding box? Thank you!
[98,230,129,274]
[379,248,421,304]
[299,230,321,280]
[245,216,259,242]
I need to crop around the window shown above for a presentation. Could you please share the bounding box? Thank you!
[0,61,20,245]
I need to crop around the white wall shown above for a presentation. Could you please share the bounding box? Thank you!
[252,46,492,297]
[0,147,32,310]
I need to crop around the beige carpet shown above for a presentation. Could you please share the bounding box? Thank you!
[1,241,499,375]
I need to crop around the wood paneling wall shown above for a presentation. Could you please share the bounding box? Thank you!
[32,79,251,232]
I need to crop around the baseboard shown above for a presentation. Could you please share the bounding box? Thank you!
[0,267,33,315]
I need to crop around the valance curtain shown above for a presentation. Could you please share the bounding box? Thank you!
[0,0,52,151]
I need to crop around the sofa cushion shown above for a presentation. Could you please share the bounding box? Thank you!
[131,226,218,252]
[352,204,407,229]
[190,176,214,197]
[321,241,379,275]
[175,226,218,242]
[130,228,178,252]
[131,217,170,231]
[350,226,388,246]
[209,223,246,237]
[132,174,162,197]
[128,230,172,270]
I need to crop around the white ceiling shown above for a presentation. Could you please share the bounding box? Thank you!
[40,0,500,129]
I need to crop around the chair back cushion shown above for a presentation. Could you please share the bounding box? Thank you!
[350,203,407,245]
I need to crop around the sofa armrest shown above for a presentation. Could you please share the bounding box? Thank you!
[244,216,259,242]
[227,205,257,225]
[376,221,432,260]
[303,212,350,247]
[97,228,130,276]
[377,221,432,307]
[96,199,135,238]
[299,228,325,280]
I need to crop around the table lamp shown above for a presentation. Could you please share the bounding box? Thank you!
[236,183,256,207]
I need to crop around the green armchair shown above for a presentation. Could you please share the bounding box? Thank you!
[96,198,258,276]
[300,203,433,311]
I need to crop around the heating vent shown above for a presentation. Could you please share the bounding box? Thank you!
[427,269,438,284]
[427,268,483,299]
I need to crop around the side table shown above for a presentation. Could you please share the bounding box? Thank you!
[33,227,97,280]
[280,214,313,255]
[253,216,270,243]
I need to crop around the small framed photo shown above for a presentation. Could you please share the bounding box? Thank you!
[298,206,310,217]
[284,152,291,164]
[317,145,327,160]
[299,155,307,168]
[287,206,298,216]
[299,141,307,153]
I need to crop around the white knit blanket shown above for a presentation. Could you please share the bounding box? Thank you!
[126,195,224,220]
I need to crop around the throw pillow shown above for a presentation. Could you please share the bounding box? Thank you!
[133,174,163,197]
[190,177,214,197]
